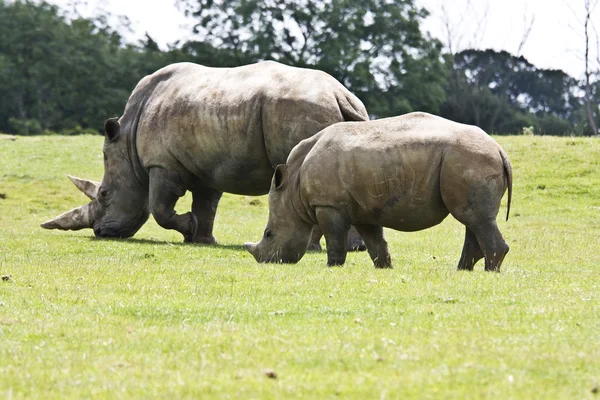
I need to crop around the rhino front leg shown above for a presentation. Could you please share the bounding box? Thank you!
[315,206,350,266]
[354,225,392,268]
[191,186,222,245]
[148,168,197,242]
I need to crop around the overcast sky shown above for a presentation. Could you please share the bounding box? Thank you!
[49,0,599,79]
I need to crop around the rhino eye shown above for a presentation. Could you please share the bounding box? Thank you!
[99,189,109,199]
[264,229,273,238]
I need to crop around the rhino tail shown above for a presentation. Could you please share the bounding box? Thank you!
[335,89,369,122]
[500,148,512,221]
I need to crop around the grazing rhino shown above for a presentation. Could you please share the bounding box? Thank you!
[245,112,513,272]
[41,61,369,248]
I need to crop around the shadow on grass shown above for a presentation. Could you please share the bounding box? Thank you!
[83,235,245,250]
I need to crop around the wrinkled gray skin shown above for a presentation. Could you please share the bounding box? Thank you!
[245,112,513,272]
[41,61,369,248]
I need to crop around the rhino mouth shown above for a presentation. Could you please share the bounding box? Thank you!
[244,242,303,264]
[262,254,298,264]
[93,224,133,239]
[92,211,149,239]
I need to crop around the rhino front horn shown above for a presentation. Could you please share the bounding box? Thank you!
[68,175,99,200]
[41,203,94,231]
[244,242,257,256]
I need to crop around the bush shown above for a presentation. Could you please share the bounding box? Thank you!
[55,125,102,136]
[8,118,42,135]
[535,115,575,136]
[521,126,535,136]
[8,119,101,136]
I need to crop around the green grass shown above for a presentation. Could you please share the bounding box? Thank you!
[1,133,599,399]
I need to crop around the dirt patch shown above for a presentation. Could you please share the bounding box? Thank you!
[0,193,6,199]
[263,369,278,379]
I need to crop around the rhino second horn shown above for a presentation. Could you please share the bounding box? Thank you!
[68,175,99,200]
[41,203,94,231]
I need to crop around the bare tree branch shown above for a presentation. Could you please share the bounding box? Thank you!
[584,0,599,134]
[436,0,489,54]
[468,0,490,49]
[561,0,583,24]
[440,2,456,55]
[517,10,535,56]
[594,20,600,71]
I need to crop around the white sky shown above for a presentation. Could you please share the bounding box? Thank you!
[418,0,600,79]
[49,0,599,80]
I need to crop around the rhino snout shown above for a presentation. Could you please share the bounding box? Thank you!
[93,226,111,238]
[244,241,276,263]
[93,221,136,239]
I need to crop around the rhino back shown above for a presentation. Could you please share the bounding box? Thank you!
[130,62,362,195]
[300,112,503,230]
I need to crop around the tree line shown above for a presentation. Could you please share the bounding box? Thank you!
[0,0,598,136]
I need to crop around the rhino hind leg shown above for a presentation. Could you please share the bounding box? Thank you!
[441,161,509,271]
[191,187,222,245]
[315,206,351,266]
[456,227,484,271]
[467,220,509,272]
[148,168,198,243]
[347,226,367,251]
[308,225,366,252]
[307,226,323,251]
[354,224,392,268]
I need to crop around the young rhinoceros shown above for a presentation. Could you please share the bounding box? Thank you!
[245,112,513,272]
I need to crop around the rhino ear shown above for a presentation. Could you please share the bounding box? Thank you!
[272,164,288,191]
[104,118,120,142]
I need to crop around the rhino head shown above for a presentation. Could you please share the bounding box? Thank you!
[244,165,313,264]
[41,118,150,238]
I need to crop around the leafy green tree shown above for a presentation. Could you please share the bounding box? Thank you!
[441,49,588,134]
[178,0,447,117]
[1,0,592,137]
[0,1,126,133]
[0,0,251,135]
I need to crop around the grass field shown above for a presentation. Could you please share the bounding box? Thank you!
[1,133,599,399]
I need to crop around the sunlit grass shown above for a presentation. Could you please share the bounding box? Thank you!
[1,133,599,398]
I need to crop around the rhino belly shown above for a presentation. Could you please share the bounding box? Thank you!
[347,155,449,231]
[212,166,274,195]
[185,156,274,195]
[376,201,449,231]
[350,187,448,231]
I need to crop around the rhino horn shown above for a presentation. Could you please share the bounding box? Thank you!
[68,175,99,200]
[244,242,257,255]
[41,203,94,231]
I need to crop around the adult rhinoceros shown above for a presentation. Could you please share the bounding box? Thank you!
[41,61,369,246]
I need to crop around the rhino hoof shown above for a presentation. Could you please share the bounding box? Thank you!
[307,242,322,252]
[374,260,393,269]
[192,235,218,245]
[348,241,367,252]
[183,213,199,243]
